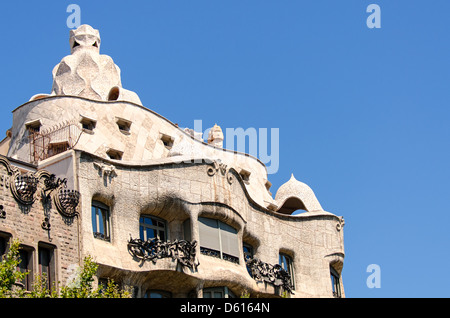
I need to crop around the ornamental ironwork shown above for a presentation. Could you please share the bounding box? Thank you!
[127,237,199,271]
[12,174,39,205]
[42,174,67,202]
[55,188,80,217]
[246,257,294,294]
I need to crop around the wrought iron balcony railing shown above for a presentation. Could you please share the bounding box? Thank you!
[127,237,199,271]
[245,257,294,294]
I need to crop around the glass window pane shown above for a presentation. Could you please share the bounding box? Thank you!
[98,210,104,234]
[92,207,97,232]
[147,228,156,240]
[144,217,152,225]
[139,226,144,241]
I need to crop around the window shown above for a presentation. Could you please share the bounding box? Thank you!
[0,233,10,260]
[108,87,120,101]
[80,116,96,133]
[92,200,111,241]
[239,168,251,183]
[330,266,342,298]
[198,217,239,264]
[279,253,295,290]
[47,141,70,157]
[25,119,42,135]
[243,243,254,275]
[106,149,123,160]
[183,218,192,241]
[38,244,55,290]
[139,215,167,242]
[160,133,174,150]
[203,287,235,298]
[116,118,132,134]
[144,290,172,298]
[18,246,33,291]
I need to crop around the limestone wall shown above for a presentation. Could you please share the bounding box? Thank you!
[76,151,344,297]
[8,96,274,210]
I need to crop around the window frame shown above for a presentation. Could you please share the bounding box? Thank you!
[139,215,167,242]
[330,266,342,298]
[198,217,240,264]
[38,243,56,290]
[144,289,172,298]
[203,286,235,298]
[279,252,295,290]
[243,243,254,275]
[17,245,34,291]
[92,200,111,241]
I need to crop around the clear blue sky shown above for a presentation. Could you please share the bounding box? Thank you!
[1,1,449,298]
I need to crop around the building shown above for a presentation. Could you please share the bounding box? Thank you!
[0,24,345,298]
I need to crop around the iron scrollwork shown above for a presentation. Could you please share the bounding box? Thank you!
[127,237,199,271]
[42,174,67,203]
[246,257,294,294]
[40,173,80,218]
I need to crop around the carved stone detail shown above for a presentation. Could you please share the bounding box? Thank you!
[206,160,233,184]
[336,216,345,231]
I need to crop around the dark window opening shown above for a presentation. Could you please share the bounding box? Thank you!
[106,149,123,160]
[80,117,96,132]
[47,141,70,157]
[26,120,42,136]
[331,266,342,298]
[279,253,295,290]
[203,287,235,298]
[18,247,33,291]
[144,290,172,298]
[38,244,55,290]
[108,87,120,101]
[160,134,174,149]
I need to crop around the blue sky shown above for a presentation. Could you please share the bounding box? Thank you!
[1,1,449,297]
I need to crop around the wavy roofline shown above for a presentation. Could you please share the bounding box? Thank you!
[12,95,268,173]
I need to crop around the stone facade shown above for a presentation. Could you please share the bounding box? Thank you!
[0,25,345,298]
[0,156,80,289]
